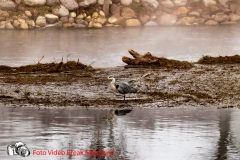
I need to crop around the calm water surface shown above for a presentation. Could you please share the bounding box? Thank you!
[0,106,239,160]
[1,26,240,67]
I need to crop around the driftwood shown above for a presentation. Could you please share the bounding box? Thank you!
[122,50,193,69]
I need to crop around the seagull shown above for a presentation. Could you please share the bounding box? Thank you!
[107,76,138,100]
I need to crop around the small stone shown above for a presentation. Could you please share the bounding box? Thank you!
[25,11,32,17]
[60,0,78,10]
[76,14,85,19]
[157,14,177,25]
[108,15,126,26]
[110,4,120,15]
[52,5,69,17]
[69,12,76,18]
[60,16,68,23]
[13,20,21,28]
[214,12,229,23]
[121,0,132,6]
[139,14,150,25]
[0,11,9,18]
[93,22,102,28]
[160,0,174,8]
[99,10,105,17]
[92,12,99,18]
[173,0,187,6]
[0,21,5,29]
[28,20,35,28]
[188,11,200,17]
[121,7,136,19]
[45,14,59,24]
[205,20,218,25]
[229,13,240,22]
[20,22,29,29]
[97,16,107,24]
[0,17,5,21]
[18,18,25,23]
[79,0,97,7]
[68,17,75,23]
[172,6,189,16]
[142,0,158,11]
[85,16,92,22]
[125,19,141,26]
[5,22,14,29]
[36,16,46,27]
[46,0,60,6]
[144,21,158,26]
[24,0,46,7]
[63,23,73,28]
[203,0,216,7]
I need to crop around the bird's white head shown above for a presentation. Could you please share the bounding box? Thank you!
[107,76,115,80]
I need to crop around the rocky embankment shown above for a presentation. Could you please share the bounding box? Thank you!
[0,0,240,29]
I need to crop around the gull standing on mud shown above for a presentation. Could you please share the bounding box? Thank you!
[107,76,138,100]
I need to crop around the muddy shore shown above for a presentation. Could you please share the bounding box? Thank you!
[0,56,240,109]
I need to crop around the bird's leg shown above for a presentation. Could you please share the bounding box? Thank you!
[124,95,125,100]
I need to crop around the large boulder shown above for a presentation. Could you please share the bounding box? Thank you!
[142,0,158,11]
[78,0,97,7]
[36,16,47,27]
[157,14,177,25]
[45,14,59,24]
[60,0,78,10]
[24,0,46,6]
[46,0,60,6]
[125,19,141,26]
[52,5,69,17]
[0,0,15,11]
[214,12,229,23]
[121,0,132,6]
[108,14,125,26]
[121,7,136,19]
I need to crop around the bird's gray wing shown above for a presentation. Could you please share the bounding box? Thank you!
[115,82,137,94]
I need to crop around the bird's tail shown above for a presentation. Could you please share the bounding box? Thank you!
[131,87,138,93]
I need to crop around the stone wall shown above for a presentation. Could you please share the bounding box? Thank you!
[0,0,240,29]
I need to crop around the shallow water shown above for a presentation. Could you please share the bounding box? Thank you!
[0,106,239,160]
[1,26,240,68]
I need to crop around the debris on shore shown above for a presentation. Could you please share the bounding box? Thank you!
[197,55,240,64]
[122,49,194,69]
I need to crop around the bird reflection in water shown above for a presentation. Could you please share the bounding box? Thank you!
[102,106,132,122]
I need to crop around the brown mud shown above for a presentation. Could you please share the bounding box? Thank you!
[1,52,240,109]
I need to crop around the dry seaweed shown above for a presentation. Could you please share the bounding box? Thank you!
[197,55,240,64]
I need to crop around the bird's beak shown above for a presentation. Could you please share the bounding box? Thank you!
[102,78,110,81]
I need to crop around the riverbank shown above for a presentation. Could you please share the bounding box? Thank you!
[1,54,240,109]
[0,0,240,30]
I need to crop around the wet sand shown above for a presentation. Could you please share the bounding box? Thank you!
[0,63,240,109]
